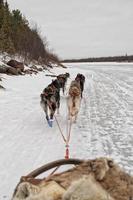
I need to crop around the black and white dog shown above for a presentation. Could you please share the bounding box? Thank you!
[40,79,61,127]
[57,72,70,94]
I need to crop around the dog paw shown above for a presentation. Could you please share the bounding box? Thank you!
[48,119,54,127]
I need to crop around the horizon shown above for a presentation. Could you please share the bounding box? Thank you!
[62,54,133,60]
[7,0,133,59]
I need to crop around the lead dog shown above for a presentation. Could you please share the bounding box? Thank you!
[67,79,81,122]
[57,73,70,94]
[75,73,85,98]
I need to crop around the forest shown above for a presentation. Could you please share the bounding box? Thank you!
[0,0,59,64]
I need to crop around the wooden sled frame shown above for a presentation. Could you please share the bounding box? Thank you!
[13,158,84,197]
[22,158,84,179]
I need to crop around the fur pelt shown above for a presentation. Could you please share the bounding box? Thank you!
[50,157,133,200]
[12,180,65,200]
[63,175,114,200]
[12,158,133,200]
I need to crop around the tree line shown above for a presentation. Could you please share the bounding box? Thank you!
[62,55,133,63]
[0,0,59,64]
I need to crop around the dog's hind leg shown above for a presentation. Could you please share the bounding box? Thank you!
[74,98,81,123]
[50,103,56,120]
[40,101,49,120]
[57,107,59,115]
[73,114,77,123]
[68,108,71,120]
[44,104,49,121]
[62,85,65,95]
[67,96,71,120]
[56,92,60,115]
[62,81,66,95]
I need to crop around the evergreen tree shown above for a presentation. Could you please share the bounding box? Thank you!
[0,0,59,64]
[0,0,4,29]
[0,16,15,54]
[0,0,4,6]
[0,1,15,54]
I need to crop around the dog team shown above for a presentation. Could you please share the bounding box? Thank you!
[40,72,85,126]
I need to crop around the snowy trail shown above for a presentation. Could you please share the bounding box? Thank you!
[0,63,133,199]
[73,64,133,168]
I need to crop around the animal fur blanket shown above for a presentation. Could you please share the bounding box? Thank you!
[12,157,133,200]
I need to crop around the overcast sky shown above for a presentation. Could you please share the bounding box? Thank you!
[8,0,133,59]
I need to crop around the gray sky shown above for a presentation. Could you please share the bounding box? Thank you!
[8,0,133,59]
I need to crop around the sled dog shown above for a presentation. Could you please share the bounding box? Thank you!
[40,79,60,123]
[57,72,70,94]
[75,73,85,98]
[67,80,81,122]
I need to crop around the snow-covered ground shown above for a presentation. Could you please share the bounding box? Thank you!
[0,63,133,199]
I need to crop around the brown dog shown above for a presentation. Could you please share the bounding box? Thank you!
[67,80,81,122]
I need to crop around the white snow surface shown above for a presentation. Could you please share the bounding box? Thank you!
[0,63,133,199]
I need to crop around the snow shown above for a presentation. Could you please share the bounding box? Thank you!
[0,63,133,199]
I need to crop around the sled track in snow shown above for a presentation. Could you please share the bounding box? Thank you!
[72,65,133,173]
